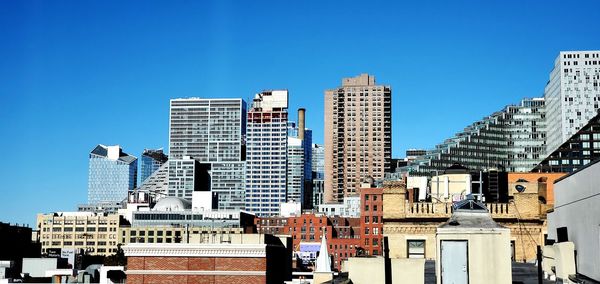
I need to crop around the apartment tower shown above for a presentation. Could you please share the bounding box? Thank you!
[245,90,289,216]
[168,98,246,209]
[545,51,600,154]
[324,74,392,203]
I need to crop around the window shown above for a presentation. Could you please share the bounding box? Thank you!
[407,240,425,258]
[364,216,369,223]
[372,238,379,246]
[365,228,370,235]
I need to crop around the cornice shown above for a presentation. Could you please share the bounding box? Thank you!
[123,243,267,258]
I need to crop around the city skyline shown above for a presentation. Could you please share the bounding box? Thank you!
[2,0,600,225]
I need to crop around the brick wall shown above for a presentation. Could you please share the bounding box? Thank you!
[126,256,267,284]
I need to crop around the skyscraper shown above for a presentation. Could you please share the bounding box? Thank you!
[168,98,246,209]
[88,144,137,205]
[324,74,392,203]
[545,51,600,154]
[140,148,168,183]
[245,90,289,216]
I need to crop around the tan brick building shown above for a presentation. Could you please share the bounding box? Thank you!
[324,74,392,203]
[382,177,549,262]
[36,212,120,256]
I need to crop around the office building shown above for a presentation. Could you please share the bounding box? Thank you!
[403,97,546,175]
[168,98,246,210]
[545,51,600,154]
[36,212,121,256]
[324,74,392,203]
[87,145,137,205]
[140,149,168,184]
[245,90,289,216]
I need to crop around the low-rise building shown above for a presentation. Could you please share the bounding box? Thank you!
[383,173,549,262]
[36,212,120,256]
[123,234,291,284]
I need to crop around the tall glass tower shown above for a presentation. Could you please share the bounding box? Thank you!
[88,145,137,205]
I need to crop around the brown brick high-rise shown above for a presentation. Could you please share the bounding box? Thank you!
[324,74,392,203]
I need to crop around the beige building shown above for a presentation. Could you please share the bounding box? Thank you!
[37,212,121,256]
[324,74,392,203]
[120,226,245,245]
[383,178,547,262]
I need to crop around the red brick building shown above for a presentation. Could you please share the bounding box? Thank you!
[360,187,384,256]
[123,235,291,284]
[255,213,361,270]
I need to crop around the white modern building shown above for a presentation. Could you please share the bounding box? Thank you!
[545,50,600,154]
[168,98,246,210]
[245,90,289,216]
[318,195,360,217]
[547,159,600,282]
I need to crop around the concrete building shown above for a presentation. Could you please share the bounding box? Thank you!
[324,74,392,203]
[36,212,121,256]
[534,111,600,173]
[166,156,205,201]
[435,199,512,284]
[403,97,546,175]
[246,90,289,216]
[87,145,137,205]
[382,176,548,262]
[547,158,600,282]
[545,50,600,154]
[139,148,168,184]
[168,98,247,210]
[123,234,292,284]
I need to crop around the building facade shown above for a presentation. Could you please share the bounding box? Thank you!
[286,137,304,204]
[88,145,137,205]
[312,144,325,209]
[245,90,289,216]
[36,212,121,256]
[382,178,548,262]
[140,149,168,184]
[534,112,600,173]
[324,74,392,203]
[403,97,546,175]
[545,51,600,155]
[168,98,246,210]
[359,187,383,256]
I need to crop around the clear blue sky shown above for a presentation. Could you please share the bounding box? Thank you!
[1,0,600,226]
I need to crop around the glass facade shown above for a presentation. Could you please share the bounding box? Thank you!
[140,148,168,183]
[402,98,547,175]
[87,145,137,205]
